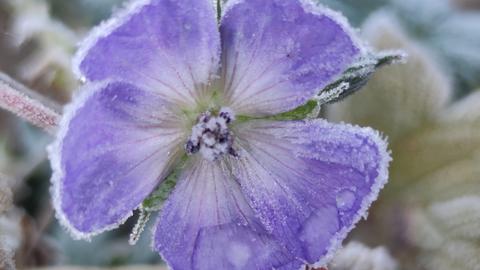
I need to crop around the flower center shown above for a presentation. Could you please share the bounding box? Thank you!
[185,107,237,161]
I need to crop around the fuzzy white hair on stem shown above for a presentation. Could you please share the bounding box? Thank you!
[0,72,61,134]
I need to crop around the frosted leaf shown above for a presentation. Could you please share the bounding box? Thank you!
[317,82,350,105]
[0,248,15,270]
[0,209,22,270]
[429,196,480,239]
[392,91,480,189]
[407,208,444,250]
[318,51,405,105]
[0,211,23,253]
[5,0,78,91]
[328,11,452,142]
[5,0,52,46]
[329,241,398,270]
[408,202,480,270]
[440,90,480,123]
[390,0,480,89]
[405,152,480,204]
[422,239,480,270]
[0,181,11,215]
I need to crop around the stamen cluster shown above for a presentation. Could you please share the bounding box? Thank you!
[185,107,237,161]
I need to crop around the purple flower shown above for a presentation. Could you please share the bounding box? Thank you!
[48,0,391,269]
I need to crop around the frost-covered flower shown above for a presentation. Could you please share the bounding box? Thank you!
[49,0,391,269]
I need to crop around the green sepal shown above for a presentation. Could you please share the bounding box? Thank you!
[268,100,320,120]
[236,100,320,123]
[141,155,189,212]
[318,51,406,105]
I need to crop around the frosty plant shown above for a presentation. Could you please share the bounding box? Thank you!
[0,0,403,269]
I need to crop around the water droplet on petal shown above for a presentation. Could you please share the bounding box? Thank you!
[336,189,356,212]
[227,241,251,268]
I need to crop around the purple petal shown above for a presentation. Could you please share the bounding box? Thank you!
[232,119,391,267]
[49,81,185,239]
[73,0,220,107]
[153,157,302,270]
[220,0,362,116]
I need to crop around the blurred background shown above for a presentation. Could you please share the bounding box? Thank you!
[0,0,479,269]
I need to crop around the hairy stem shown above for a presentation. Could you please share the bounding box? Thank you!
[0,72,61,135]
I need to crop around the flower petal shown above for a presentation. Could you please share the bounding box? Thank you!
[73,0,220,106]
[49,81,185,239]
[153,157,301,270]
[232,119,391,267]
[220,0,362,116]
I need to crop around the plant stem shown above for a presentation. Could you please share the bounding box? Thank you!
[0,72,61,135]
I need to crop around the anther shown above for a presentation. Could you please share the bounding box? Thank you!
[185,107,237,161]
